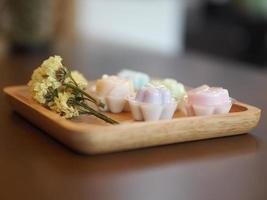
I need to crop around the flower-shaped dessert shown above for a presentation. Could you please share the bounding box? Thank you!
[185,85,232,116]
[118,69,150,90]
[95,75,134,113]
[150,78,186,101]
[128,85,177,121]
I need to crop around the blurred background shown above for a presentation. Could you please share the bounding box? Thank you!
[0,0,266,66]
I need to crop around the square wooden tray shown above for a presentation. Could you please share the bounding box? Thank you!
[4,85,261,154]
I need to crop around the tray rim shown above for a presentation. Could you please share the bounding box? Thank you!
[3,85,262,154]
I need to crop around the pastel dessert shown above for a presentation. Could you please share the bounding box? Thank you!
[184,85,232,116]
[95,75,134,113]
[118,69,150,90]
[150,78,186,101]
[128,85,177,121]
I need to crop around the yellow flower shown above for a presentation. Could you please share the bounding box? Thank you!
[29,79,60,104]
[27,55,117,124]
[28,55,63,104]
[50,92,79,118]
[40,55,63,78]
[66,70,88,90]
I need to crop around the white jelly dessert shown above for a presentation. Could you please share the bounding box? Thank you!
[118,69,150,91]
[128,85,177,121]
[184,85,232,116]
[95,75,134,113]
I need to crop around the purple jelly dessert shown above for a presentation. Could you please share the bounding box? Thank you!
[135,86,172,104]
[128,85,177,121]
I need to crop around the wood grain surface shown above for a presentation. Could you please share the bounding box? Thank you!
[4,85,261,154]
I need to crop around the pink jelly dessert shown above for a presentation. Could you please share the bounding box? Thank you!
[128,85,177,121]
[185,85,232,116]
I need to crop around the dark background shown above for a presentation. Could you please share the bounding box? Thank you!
[186,0,267,66]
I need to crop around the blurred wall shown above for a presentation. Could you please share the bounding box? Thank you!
[76,0,185,54]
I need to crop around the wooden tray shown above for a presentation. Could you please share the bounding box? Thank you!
[4,85,261,154]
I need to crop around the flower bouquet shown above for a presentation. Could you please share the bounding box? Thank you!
[28,55,118,124]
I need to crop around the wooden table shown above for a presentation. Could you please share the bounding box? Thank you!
[1,41,266,200]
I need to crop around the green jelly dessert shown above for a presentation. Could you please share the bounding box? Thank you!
[150,79,186,100]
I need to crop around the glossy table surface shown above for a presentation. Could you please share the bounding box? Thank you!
[0,41,267,200]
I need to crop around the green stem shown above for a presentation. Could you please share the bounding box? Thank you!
[76,101,119,124]
[63,83,105,108]
[62,68,113,123]
[67,70,79,87]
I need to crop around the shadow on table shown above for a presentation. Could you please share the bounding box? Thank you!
[8,111,260,176]
[79,134,258,171]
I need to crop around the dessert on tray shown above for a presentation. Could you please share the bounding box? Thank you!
[150,78,186,111]
[27,55,233,123]
[150,78,186,101]
[3,51,263,156]
[5,55,261,154]
[95,75,134,113]
[127,84,177,121]
[184,85,232,116]
[118,69,150,91]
